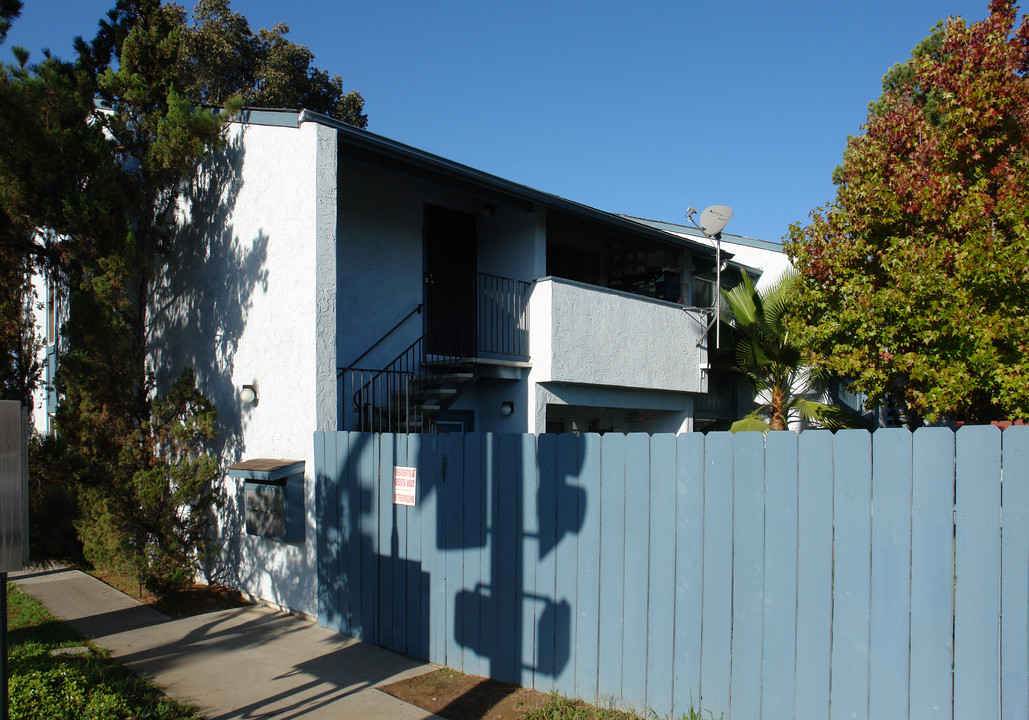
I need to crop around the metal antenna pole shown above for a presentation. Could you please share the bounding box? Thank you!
[715,232,721,349]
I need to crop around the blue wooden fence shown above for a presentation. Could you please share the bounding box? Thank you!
[314,427,1029,720]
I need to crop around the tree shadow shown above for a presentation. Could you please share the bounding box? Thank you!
[317,431,588,703]
[147,128,270,585]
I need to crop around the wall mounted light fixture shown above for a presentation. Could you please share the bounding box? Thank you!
[500,401,514,416]
[240,384,259,405]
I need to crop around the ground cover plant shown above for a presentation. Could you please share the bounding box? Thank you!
[5,581,202,720]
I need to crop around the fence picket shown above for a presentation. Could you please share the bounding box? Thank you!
[869,429,913,719]
[1000,427,1029,720]
[378,434,396,649]
[621,434,651,710]
[535,433,558,691]
[761,431,798,720]
[421,434,446,665]
[519,433,539,688]
[405,433,425,658]
[729,431,765,720]
[392,433,409,654]
[909,428,955,720]
[700,432,733,714]
[794,431,833,720]
[314,432,334,630]
[598,434,627,702]
[461,433,484,675]
[554,433,580,698]
[494,434,521,683]
[646,433,677,717]
[478,434,496,680]
[356,431,378,642]
[830,430,872,720]
[955,426,1002,720]
[673,432,705,715]
[573,434,602,704]
[444,432,465,667]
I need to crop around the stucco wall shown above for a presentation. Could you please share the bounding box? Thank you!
[151,118,335,617]
[336,160,540,372]
[534,383,693,434]
[529,278,707,393]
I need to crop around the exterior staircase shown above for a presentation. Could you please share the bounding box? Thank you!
[339,273,530,433]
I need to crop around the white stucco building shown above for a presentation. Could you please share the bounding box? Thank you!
[37,108,776,616]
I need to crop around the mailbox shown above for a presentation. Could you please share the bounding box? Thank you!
[227,458,304,543]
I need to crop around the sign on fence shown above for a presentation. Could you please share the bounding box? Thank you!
[393,466,417,506]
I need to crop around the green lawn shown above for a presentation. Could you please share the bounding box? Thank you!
[5,581,202,720]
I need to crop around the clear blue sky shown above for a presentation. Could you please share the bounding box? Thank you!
[5,1,1002,243]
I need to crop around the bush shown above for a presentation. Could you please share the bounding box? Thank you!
[27,434,83,566]
[74,368,220,595]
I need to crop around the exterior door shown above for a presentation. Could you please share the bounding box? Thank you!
[424,205,477,356]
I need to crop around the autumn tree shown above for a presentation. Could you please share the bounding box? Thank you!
[786,0,1029,424]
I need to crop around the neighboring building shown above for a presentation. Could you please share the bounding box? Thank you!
[38,108,772,617]
[30,272,61,435]
[628,216,791,430]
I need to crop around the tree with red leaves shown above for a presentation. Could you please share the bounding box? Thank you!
[787,0,1029,424]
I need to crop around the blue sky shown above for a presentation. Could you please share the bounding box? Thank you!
[5,1,1001,243]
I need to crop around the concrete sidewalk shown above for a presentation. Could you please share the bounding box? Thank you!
[12,567,443,720]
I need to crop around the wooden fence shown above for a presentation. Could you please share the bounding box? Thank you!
[314,427,1029,720]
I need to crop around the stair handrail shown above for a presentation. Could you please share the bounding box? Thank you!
[337,304,423,374]
[344,272,530,432]
[349,290,478,430]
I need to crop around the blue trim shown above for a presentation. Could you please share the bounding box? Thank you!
[237,109,301,128]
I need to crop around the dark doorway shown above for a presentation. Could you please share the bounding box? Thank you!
[424,205,477,356]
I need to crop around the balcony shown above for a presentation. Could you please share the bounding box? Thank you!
[528,277,708,394]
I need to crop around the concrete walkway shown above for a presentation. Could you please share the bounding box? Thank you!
[12,567,443,720]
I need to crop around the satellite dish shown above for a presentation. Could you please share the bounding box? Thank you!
[699,205,733,237]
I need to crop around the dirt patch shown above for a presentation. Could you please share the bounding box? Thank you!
[381,667,550,720]
[150,583,250,618]
[89,569,250,618]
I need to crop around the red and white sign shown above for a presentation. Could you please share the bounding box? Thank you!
[393,466,417,506]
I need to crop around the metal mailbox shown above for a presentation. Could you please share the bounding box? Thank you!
[227,458,304,543]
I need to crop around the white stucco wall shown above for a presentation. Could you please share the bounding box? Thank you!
[529,277,707,392]
[151,118,336,618]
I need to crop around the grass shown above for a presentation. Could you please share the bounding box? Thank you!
[5,581,203,720]
[522,694,721,720]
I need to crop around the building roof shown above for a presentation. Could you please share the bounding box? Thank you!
[623,215,783,252]
[237,108,720,260]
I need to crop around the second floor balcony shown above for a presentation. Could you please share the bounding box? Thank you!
[529,277,709,395]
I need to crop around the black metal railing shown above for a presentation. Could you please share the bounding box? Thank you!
[476,273,530,359]
[341,273,530,432]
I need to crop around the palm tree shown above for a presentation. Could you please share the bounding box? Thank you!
[720,270,848,433]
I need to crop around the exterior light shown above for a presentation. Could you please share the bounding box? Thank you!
[240,384,258,405]
[500,401,514,416]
